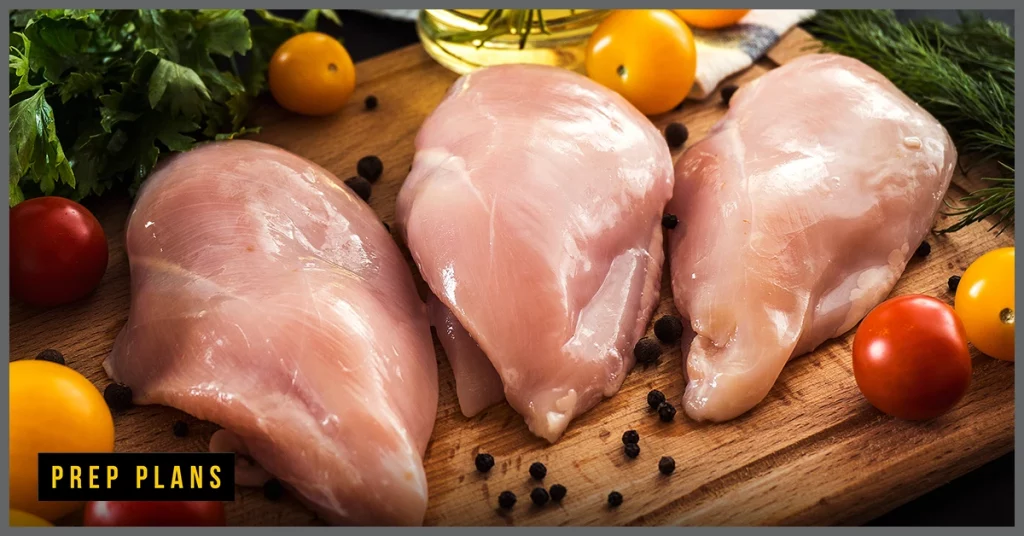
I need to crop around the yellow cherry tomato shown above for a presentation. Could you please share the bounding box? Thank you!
[955,247,1015,361]
[674,9,751,29]
[9,361,115,522]
[269,32,356,116]
[10,509,54,527]
[585,9,698,116]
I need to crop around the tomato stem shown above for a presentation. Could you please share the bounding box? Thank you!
[999,308,1014,325]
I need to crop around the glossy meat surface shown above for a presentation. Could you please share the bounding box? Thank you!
[104,140,438,525]
[427,296,504,417]
[667,54,957,422]
[397,64,674,442]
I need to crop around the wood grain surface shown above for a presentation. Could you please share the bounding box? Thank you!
[9,28,1015,527]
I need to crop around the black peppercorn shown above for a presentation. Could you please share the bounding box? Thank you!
[621,429,639,445]
[948,275,961,293]
[915,241,931,258]
[35,349,65,365]
[662,213,679,230]
[647,389,666,409]
[608,491,623,507]
[659,456,676,475]
[530,487,550,506]
[654,315,684,344]
[364,95,378,110]
[721,84,739,106]
[475,453,495,473]
[624,442,640,459]
[263,478,284,501]
[172,420,189,437]
[498,490,517,510]
[357,155,384,182]
[665,122,689,149]
[549,484,567,502]
[634,337,661,365]
[344,176,372,202]
[658,401,677,422]
[529,461,547,480]
[104,383,133,411]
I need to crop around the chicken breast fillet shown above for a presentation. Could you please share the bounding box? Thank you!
[397,64,674,442]
[104,140,439,525]
[427,295,505,418]
[667,54,957,422]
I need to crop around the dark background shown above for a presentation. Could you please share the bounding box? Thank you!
[284,9,1015,527]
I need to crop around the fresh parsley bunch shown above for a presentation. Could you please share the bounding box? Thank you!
[9,9,340,207]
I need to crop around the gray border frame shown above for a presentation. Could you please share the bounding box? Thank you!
[2,2,1020,531]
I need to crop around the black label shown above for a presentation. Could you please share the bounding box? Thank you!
[38,452,235,502]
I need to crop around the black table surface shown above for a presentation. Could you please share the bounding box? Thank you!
[281,9,1016,527]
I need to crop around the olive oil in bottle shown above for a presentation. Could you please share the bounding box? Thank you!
[417,9,609,74]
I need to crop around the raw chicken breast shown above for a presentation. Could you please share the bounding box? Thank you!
[104,140,439,526]
[427,296,504,417]
[397,64,674,442]
[667,54,957,422]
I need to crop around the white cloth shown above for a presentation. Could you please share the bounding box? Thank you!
[689,9,816,99]
[363,9,816,100]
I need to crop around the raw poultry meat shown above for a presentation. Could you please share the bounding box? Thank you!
[427,296,504,417]
[104,140,439,526]
[667,54,957,422]
[396,64,674,442]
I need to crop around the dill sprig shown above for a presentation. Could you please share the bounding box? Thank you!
[806,10,1015,234]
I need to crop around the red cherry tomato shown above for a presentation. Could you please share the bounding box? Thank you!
[83,501,227,526]
[852,294,972,420]
[9,197,108,308]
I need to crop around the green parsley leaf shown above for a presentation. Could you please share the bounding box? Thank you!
[147,58,212,119]
[20,13,96,83]
[9,86,75,205]
[9,9,339,206]
[9,33,45,97]
[215,126,261,141]
[154,117,202,152]
[135,9,193,63]
[66,126,112,199]
[196,10,252,58]
[58,71,104,103]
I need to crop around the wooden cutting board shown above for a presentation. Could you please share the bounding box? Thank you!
[10,28,1014,527]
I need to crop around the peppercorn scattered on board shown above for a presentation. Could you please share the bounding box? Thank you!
[9,28,1014,527]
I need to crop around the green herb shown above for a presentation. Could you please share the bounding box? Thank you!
[806,10,1014,235]
[8,9,340,207]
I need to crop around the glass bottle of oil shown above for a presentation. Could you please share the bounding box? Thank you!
[417,9,609,75]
